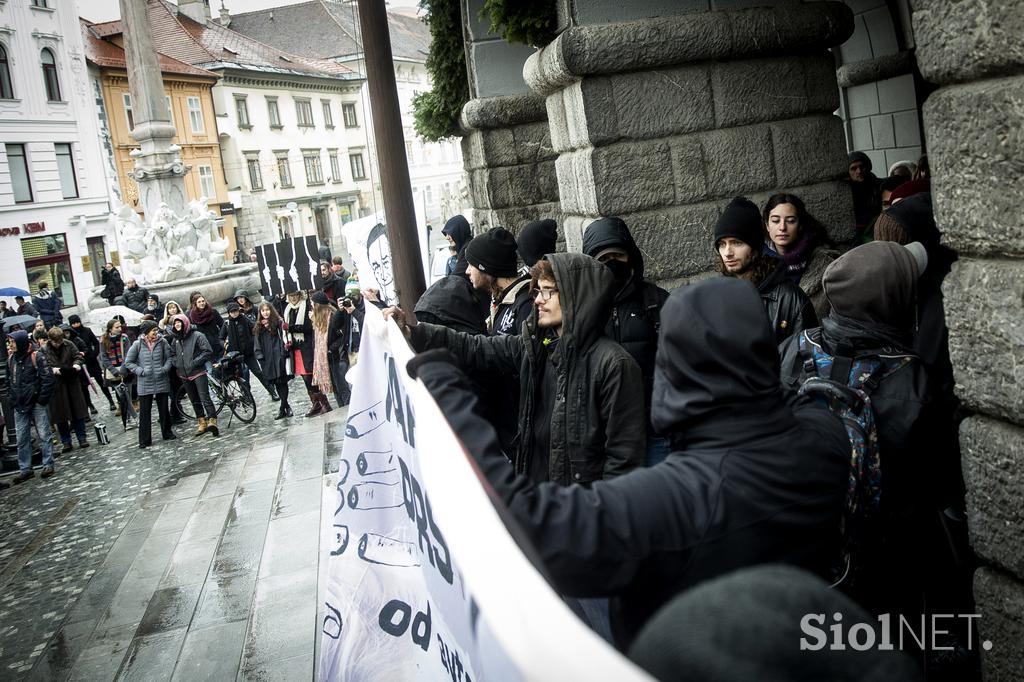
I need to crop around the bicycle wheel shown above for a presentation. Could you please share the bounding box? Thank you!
[175,383,196,420]
[225,378,257,423]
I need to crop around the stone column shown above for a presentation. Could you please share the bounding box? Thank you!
[119,0,189,218]
[459,0,560,232]
[914,1,1024,678]
[460,94,561,231]
[525,2,856,284]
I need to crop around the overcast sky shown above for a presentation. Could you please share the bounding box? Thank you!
[79,0,421,24]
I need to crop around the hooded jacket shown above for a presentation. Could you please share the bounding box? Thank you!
[168,314,213,379]
[581,218,669,415]
[7,330,55,411]
[412,277,849,649]
[755,261,818,345]
[441,215,472,276]
[489,274,533,337]
[32,289,63,325]
[414,275,489,335]
[411,252,645,484]
[778,242,950,513]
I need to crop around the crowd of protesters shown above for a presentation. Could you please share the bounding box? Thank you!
[0,149,972,676]
[382,152,971,678]
[0,259,379,483]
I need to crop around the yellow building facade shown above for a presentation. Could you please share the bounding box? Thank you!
[94,63,239,258]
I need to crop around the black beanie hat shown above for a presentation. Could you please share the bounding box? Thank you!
[310,291,330,306]
[517,219,557,267]
[139,320,158,336]
[68,314,82,325]
[713,197,764,249]
[465,227,519,278]
[226,302,241,313]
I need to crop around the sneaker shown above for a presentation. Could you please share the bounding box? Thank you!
[40,466,55,479]
[13,470,34,484]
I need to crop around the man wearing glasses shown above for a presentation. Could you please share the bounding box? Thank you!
[386,252,645,486]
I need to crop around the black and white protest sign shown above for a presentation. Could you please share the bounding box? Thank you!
[255,235,321,297]
[318,308,649,680]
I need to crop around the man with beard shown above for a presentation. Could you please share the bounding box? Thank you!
[714,197,816,345]
[465,227,533,337]
[582,217,669,464]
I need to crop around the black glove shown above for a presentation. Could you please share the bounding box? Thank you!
[406,349,459,380]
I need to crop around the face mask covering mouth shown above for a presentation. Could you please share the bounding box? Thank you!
[603,259,633,286]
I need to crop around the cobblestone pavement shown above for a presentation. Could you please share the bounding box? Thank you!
[0,387,347,680]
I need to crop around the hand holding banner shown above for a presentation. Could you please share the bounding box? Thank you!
[319,306,650,680]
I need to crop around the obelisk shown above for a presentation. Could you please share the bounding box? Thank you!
[119,0,189,219]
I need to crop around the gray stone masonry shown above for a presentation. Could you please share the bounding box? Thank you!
[915,0,1024,678]
[460,93,561,234]
[524,2,856,281]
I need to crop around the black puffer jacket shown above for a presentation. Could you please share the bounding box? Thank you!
[121,284,150,313]
[7,331,55,411]
[757,263,817,345]
[582,217,668,413]
[412,277,849,650]
[411,252,646,485]
[168,315,213,378]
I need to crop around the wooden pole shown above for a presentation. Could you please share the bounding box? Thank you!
[355,0,425,307]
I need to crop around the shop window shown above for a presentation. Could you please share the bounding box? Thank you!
[22,234,76,307]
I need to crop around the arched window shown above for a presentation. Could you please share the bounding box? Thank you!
[41,48,61,102]
[0,45,12,99]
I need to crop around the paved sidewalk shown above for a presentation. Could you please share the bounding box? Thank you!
[0,392,346,680]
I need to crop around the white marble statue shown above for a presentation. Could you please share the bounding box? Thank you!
[111,198,229,284]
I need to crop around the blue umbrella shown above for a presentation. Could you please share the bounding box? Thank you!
[0,287,30,297]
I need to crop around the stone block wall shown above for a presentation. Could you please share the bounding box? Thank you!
[460,93,561,234]
[835,0,924,173]
[524,3,856,282]
[914,0,1024,677]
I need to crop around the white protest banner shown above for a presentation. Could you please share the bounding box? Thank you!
[341,212,430,307]
[319,307,650,681]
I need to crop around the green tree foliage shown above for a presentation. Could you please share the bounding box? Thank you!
[480,0,558,47]
[413,0,468,142]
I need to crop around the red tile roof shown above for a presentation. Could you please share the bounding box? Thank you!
[81,18,219,79]
[90,0,360,82]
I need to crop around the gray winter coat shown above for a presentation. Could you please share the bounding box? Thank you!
[125,337,173,395]
[411,252,646,485]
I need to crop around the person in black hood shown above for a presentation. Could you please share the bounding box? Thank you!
[416,223,490,335]
[233,289,257,324]
[582,217,669,463]
[715,197,817,344]
[389,252,646,485]
[778,238,970,663]
[518,218,558,269]
[441,214,472,276]
[7,329,57,482]
[407,276,849,650]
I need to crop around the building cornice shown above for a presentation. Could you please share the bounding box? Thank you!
[214,69,364,95]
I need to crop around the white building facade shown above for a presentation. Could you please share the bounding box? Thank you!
[211,69,372,254]
[228,2,469,232]
[0,0,114,314]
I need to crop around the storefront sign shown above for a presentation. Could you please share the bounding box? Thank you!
[218,203,236,215]
[0,222,45,237]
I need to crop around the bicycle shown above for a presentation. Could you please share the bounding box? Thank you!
[175,351,257,425]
